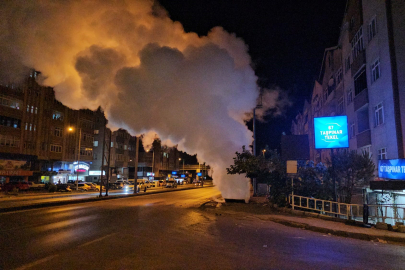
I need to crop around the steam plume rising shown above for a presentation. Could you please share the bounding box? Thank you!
[0,0,283,200]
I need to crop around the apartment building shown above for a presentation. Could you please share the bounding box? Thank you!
[292,0,405,168]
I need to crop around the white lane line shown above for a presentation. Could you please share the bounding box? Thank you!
[79,232,117,248]
[15,254,59,270]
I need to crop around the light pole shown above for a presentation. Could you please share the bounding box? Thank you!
[262,149,266,157]
[68,126,81,191]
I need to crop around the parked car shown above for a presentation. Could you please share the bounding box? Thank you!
[56,184,72,192]
[149,181,156,187]
[77,183,91,191]
[85,182,100,191]
[2,181,30,192]
[194,181,202,186]
[28,181,46,190]
[165,181,177,188]
[114,182,125,189]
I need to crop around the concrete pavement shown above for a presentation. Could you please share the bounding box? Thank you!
[2,185,405,246]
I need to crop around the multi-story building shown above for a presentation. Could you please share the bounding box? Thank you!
[292,0,405,167]
[0,71,105,184]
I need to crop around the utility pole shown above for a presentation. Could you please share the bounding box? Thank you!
[99,121,106,197]
[105,129,112,196]
[133,136,140,194]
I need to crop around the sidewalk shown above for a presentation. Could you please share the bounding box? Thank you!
[208,196,405,245]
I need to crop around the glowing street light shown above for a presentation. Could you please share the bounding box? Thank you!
[68,126,81,191]
[262,149,266,157]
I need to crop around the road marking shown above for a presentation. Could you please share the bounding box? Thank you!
[15,254,59,270]
[79,232,117,248]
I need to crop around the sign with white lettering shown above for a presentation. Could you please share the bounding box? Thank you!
[378,159,405,180]
[314,116,349,149]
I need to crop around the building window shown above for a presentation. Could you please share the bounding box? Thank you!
[52,111,64,121]
[124,145,127,150]
[0,135,20,147]
[323,88,328,101]
[351,27,364,60]
[54,127,63,137]
[345,56,351,73]
[29,123,32,131]
[368,17,377,41]
[94,130,99,134]
[350,122,355,138]
[111,142,114,148]
[360,145,371,158]
[94,141,98,147]
[347,89,353,104]
[33,124,36,131]
[374,103,384,127]
[34,107,38,114]
[50,144,62,153]
[335,68,343,85]
[354,68,367,96]
[25,123,28,130]
[378,148,387,160]
[371,59,381,83]
[337,97,344,114]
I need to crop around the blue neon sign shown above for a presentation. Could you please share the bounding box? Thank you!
[379,159,405,180]
[197,173,202,176]
[314,116,349,149]
[172,171,177,175]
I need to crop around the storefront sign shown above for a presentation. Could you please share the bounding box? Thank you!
[89,170,105,176]
[378,159,405,180]
[0,160,27,169]
[73,162,90,171]
[0,170,33,176]
[314,116,349,149]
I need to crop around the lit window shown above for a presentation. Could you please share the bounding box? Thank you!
[31,106,34,113]
[94,130,99,135]
[378,148,387,160]
[25,123,28,130]
[111,142,114,147]
[94,141,98,147]
[374,103,384,127]
[27,105,30,112]
[35,107,38,114]
[29,123,32,131]
[371,59,381,83]
[124,145,127,150]
[34,125,36,131]
[368,17,377,41]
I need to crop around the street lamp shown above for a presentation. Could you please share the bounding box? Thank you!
[68,126,81,191]
[262,149,266,157]
[179,158,184,175]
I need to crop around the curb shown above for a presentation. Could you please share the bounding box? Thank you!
[0,186,205,213]
[265,216,405,244]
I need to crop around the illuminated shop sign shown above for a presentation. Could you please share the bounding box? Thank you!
[147,172,155,176]
[73,162,90,171]
[378,159,405,180]
[314,116,349,149]
[89,170,105,176]
[197,173,202,176]
[172,171,177,175]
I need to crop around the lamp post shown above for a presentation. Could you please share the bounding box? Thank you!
[68,126,81,191]
[262,149,266,157]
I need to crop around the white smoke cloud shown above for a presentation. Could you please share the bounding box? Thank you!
[0,0,285,201]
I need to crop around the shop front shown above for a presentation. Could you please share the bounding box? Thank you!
[68,162,90,183]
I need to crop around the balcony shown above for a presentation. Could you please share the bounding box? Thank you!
[351,51,366,76]
[354,88,368,111]
[356,129,371,148]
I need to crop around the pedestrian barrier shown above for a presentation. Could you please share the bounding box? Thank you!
[289,194,405,225]
[289,194,363,221]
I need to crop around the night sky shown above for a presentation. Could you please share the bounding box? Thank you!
[159,0,347,151]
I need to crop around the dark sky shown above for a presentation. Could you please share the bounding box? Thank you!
[158,0,347,151]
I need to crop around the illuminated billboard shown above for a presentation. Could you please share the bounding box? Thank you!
[314,116,349,149]
[378,159,405,180]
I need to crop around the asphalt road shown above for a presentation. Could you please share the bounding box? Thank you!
[1,187,405,270]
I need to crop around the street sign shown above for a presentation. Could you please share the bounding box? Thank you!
[286,160,297,174]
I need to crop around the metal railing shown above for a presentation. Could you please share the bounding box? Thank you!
[367,204,405,225]
[289,195,405,225]
[289,194,363,221]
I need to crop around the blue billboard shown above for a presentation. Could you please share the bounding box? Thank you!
[379,159,405,180]
[314,116,349,149]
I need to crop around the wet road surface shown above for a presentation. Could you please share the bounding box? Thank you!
[1,187,405,269]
